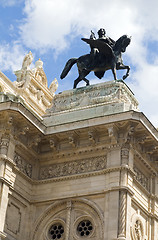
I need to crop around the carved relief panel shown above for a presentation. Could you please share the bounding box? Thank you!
[130,204,148,240]
[39,155,107,180]
[131,216,147,240]
[14,152,32,178]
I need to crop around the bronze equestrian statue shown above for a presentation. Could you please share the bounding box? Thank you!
[60,28,131,88]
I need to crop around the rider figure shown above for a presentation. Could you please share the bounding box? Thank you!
[90,28,115,55]
[97,28,115,47]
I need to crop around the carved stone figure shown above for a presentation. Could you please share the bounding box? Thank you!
[22,51,33,70]
[134,220,143,240]
[49,78,58,96]
[14,51,33,86]
[60,29,131,88]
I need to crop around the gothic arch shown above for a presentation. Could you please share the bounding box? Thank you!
[32,198,104,240]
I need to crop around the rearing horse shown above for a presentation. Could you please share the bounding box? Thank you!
[60,35,131,88]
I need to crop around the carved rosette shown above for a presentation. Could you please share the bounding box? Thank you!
[39,156,107,180]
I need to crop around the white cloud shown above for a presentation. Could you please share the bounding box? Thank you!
[0,0,21,7]
[17,0,158,126]
[0,42,26,72]
[1,0,158,126]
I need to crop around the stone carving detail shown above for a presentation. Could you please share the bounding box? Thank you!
[68,132,78,147]
[14,153,32,178]
[107,125,118,144]
[121,147,129,166]
[0,133,10,155]
[39,156,107,179]
[88,130,97,144]
[28,135,41,148]
[50,138,58,151]
[6,203,21,234]
[118,190,127,238]
[133,165,149,191]
[49,81,138,113]
[14,52,58,115]
[131,218,145,240]
[134,220,143,240]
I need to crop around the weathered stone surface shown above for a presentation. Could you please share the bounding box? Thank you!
[44,80,139,126]
[0,71,157,240]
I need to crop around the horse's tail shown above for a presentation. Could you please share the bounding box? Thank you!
[60,58,77,79]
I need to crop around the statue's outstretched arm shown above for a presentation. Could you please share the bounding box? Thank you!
[81,38,113,56]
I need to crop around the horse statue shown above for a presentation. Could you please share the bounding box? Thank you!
[60,34,131,88]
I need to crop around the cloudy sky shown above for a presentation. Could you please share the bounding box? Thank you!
[0,0,158,127]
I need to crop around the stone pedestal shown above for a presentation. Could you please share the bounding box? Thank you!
[44,80,139,126]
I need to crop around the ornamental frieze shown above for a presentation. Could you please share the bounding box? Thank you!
[14,153,32,178]
[133,165,149,191]
[39,156,107,180]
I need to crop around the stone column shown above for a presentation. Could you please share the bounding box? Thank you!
[65,201,72,240]
[118,144,129,240]
[0,132,15,239]
[118,190,127,240]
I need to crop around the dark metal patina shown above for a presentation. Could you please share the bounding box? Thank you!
[60,29,131,88]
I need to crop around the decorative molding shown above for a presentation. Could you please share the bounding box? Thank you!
[14,153,32,178]
[0,231,7,239]
[6,203,21,235]
[39,155,107,180]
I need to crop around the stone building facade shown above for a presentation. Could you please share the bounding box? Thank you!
[0,53,158,240]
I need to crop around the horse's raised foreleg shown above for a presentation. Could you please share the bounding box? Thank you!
[117,64,130,80]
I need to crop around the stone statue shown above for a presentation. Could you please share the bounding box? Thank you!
[14,51,33,86]
[60,28,131,88]
[134,220,143,240]
[49,78,58,96]
[22,51,33,70]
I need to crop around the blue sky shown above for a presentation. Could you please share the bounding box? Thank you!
[0,0,158,127]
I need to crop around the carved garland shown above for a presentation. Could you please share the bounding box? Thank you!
[39,155,107,179]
